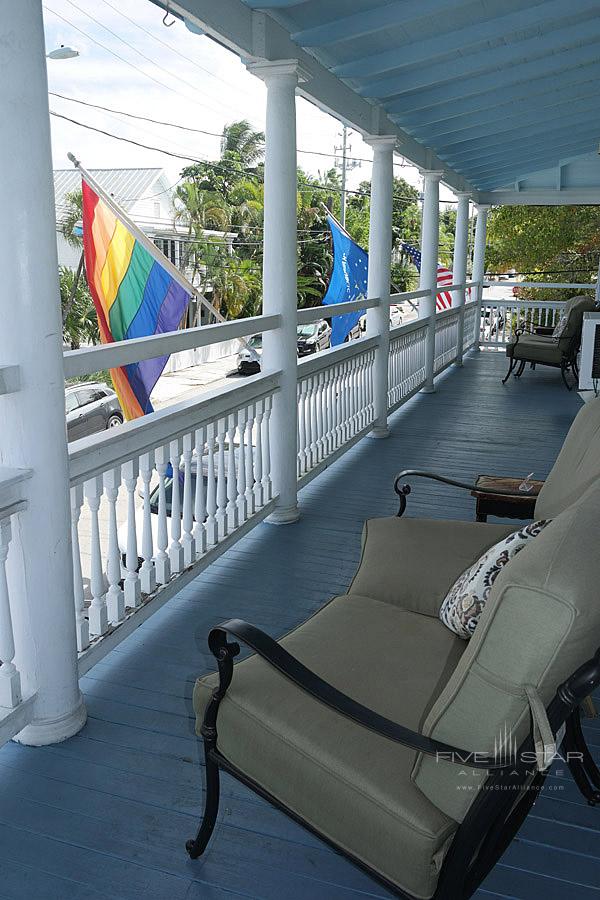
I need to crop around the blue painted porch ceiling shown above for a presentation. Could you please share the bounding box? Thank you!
[242,0,600,189]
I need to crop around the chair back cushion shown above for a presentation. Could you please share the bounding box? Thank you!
[535,395,600,519]
[554,295,595,351]
[412,482,600,822]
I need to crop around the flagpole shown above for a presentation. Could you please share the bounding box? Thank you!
[68,152,226,326]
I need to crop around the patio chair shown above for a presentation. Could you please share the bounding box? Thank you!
[187,399,600,899]
[502,294,595,388]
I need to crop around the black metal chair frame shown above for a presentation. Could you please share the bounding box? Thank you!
[186,487,600,900]
[502,326,580,390]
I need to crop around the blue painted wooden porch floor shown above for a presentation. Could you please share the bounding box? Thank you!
[1,350,598,900]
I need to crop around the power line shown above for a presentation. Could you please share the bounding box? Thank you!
[50,92,415,170]
[61,0,244,118]
[44,4,227,118]
[97,0,257,102]
[50,110,442,207]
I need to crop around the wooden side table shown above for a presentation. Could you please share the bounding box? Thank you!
[471,474,544,522]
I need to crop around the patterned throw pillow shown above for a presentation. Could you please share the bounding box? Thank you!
[439,520,552,639]
[552,314,569,339]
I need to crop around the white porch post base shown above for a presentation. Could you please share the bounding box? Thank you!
[248,59,306,526]
[452,193,471,367]
[266,505,302,525]
[365,135,396,437]
[2,0,86,744]
[419,171,443,393]
[14,700,87,747]
[472,205,490,352]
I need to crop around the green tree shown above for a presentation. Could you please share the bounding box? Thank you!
[59,266,99,349]
[61,189,83,249]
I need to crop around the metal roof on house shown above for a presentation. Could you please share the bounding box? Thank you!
[53,168,166,214]
[234,0,600,192]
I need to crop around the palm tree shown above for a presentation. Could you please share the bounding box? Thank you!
[61,189,84,249]
[220,121,265,167]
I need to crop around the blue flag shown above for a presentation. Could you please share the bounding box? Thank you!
[322,214,368,346]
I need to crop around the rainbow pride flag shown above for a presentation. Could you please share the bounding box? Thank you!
[81,179,192,419]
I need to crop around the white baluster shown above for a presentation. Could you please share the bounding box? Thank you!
[226,413,239,532]
[262,395,273,502]
[245,408,256,517]
[316,372,325,461]
[121,460,142,609]
[84,476,109,637]
[297,380,307,475]
[70,485,89,652]
[236,408,248,525]
[254,400,264,507]
[103,468,125,625]
[182,434,196,566]
[307,377,317,468]
[139,452,157,595]
[193,426,207,556]
[168,439,184,573]
[154,446,171,585]
[205,423,218,546]
[216,418,228,539]
[0,517,22,708]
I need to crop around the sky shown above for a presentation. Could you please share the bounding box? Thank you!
[43,0,457,207]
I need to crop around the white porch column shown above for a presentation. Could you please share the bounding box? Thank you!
[472,204,490,350]
[418,171,443,392]
[452,193,471,365]
[248,60,304,523]
[0,1,86,743]
[365,136,396,439]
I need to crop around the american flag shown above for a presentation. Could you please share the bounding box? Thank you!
[401,243,453,311]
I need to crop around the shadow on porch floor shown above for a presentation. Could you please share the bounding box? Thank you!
[0,351,597,900]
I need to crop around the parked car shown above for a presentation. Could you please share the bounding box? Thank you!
[344,321,362,342]
[297,320,331,356]
[358,305,403,332]
[65,382,123,441]
[389,304,403,328]
[237,334,262,375]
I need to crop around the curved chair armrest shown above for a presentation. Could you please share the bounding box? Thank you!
[209,618,511,770]
[393,469,529,517]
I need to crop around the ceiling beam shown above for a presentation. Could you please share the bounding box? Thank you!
[291,0,469,48]
[332,0,593,79]
[355,17,600,100]
[382,40,600,115]
[433,109,600,157]
[409,93,599,146]
[152,0,473,193]
[391,60,600,127]
[459,137,600,181]
[477,187,600,205]
[397,74,600,133]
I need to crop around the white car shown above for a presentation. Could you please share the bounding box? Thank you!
[237,335,262,375]
[358,305,403,332]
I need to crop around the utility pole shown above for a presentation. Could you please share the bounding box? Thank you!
[334,125,360,228]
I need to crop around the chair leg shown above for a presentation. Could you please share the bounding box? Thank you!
[515,360,526,378]
[502,357,517,384]
[186,743,221,858]
[565,708,600,802]
[561,361,573,390]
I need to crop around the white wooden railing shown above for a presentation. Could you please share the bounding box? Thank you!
[297,337,376,483]
[479,281,595,349]
[480,298,566,349]
[59,286,487,669]
[387,319,428,411]
[434,307,462,375]
[69,373,279,671]
[0,468,35,746]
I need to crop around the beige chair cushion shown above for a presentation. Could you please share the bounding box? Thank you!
[535,396,600,518]
[193,594,466,899]
[348,516,514,617]
[413,482,600,822]
[507,333,563,364]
